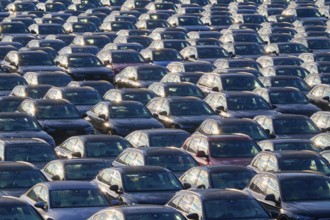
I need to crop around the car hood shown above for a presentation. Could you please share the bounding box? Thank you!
[18,65,62,74]
[226,110,277,119]
[209,157,254,166]
[283,200,330,218]
[274,104,320,116]
[123,191,177,205]
[0,131,55,147]
[48,207,106,220]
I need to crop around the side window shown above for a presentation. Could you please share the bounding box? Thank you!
[265,176,280,200]
[186,137,200,154]
[266,156,278,171]
[263,118,272,131]
[0,143,4,160]
[249,175,268,195]
[177,195,194,213]
[183,168,200,186]
[312,87,324,97]
[116,153,129,164]
[124,152,137,165]
[189,197,202,216]
[110,171,122,188]
[168,195,183,209]
[27,186,42,202]
[61,138,77,152]
[196,170,209,188]
[138,134,148,147]
[38,186,48,204]
[98,170,112,185]
[255,155,270,171]
[133,153,144,166]
[43,163,54,175]
[198,138,209,155]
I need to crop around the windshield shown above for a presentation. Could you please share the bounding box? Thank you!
[50,189,109,208]
[19,53,54,66]
[6,145,56,162]
[211,17,232,25]
[197,47,229,59]
[276,67,309,78]
[278,44,309,53]
[269,91,309,104]
[274,59,302,66]
[279,158,330,175]
[112,52,145,63]
[167,85,205,98]
[170,101,214,116]
[234,34,264,44]
[235,44,264,55]
[210,140,260,158]
[178,17,203,26]
[271,79,310,91]
[64,162,108,180]
[0,206,42,220]
[38,75,72,87]
[275,142,320,152]
[0,170,46,189]
[220,124,268,140]
[185,64,215,72]
[211,171,255,189]
[123,172,182,192]
[273,118,320,134]
[146,155,197,172]
[149,133,189,147]
[222,77,263,91]
[36,103,81,119]
[68,56,103,68]
[204,199,269,219]
[153,50,182,61]
[123,92,156,105]
[110,104,151,118]
[281,178,330,202]
[297,8,321,18]
[137,68,168,81]
[0,77,26,91]
[318,64,330,73]
[85,140,130,157]
[227,96,271,110]
[0,117,41,131]
[63,91,102,105]
[39,26,65,34]
[126,213,185,220]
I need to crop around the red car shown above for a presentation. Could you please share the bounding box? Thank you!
[181,133,261,166]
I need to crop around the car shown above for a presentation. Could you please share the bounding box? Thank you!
[148,39,191,51]
[244,172,330,219]
[0,196,44,220]
[249,150,330,175]
[213,58,262,71]
[261,65,311,79]
[179,165,256,190]
[91,166,184,205]
[112,147,198,176]
[97,50,148,74]
[125,128,190,148]
[20,181,110,220]
[54,53,115,82]
[196,118,271,141]
[167,15,210,31]
[0,112,55,147]
[258,139,321,152]
[28,23,67,37]
[114,64,168,88]
[43,86,103,116]
[148,82,205,98]
[1,50,62,75]
[0,22,30,36]
[23,71,72,87]
[304,73,330,88]
[307,84,330,110]
[254,114,321,139]
[0,73,27,97]
[182,133,261,166]
[197,73,264,94]
[167,189,274,220]
[180,45,230,63]
[292,37,330,53]
[42,158,110,181]
[147,96,221,132]
[86,101,164,136]
[0,138,57,168]
[88,205,187,220]
[222,42,266,59]
[259,76,312,94]
[205,91,277,118]
[63,21,100,33]
[0,161,47,197]
[253,87,320,116]
[102,42,144,52]
[302,61,330,75]
[55,134,132,163]
[311,111,330,132]
[17,99,94,144]
[167,61,215,73]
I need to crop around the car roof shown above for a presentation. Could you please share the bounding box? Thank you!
[0,196,32,206]
[50,158,110,164]
[259,138,313,144]
[267,171,328,181]
[132,128,189,135]
[71,134,125,142]
[112,166,172,173]
[40,181,99,190]
[0,138,47,145]
[131,147,189,156]
[257,113,308,120]
[194,133,252,141]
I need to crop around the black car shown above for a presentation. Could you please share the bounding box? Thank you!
[244,172,330,219]
[112,147,198,176]
[86,101,164,136]
[147,96,222,132]
[249,150,330,175]
[55,134,132,163]
[0,161,47,197]
[54,53,115,82]
[91,166,184,205]
[10,85,52,99]
[41,158,110,181]
[259,76,311,94]
[179,165,256,190]
[17,99,94,144]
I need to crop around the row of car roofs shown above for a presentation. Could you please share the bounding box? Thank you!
[1,0,330,219]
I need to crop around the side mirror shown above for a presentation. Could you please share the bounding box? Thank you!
[99,114,107,120]
[71,152,82,158]
[30,30,37,34]
[212,87,219,92]
[34,202,47,210]
[109,184,123,194]
[51,175,61,181]
[197,184,206,189]
[186,213,199,220]
[216,106,225,113]
[323,96,330,102]
[158,111,167,116]
[183,182,191,189]
[196,150,208,158]
[152,112,159,118]
[9,61,16,67]
[265,194,279,204]
[145,57,152,63]
[189,54,196,60]
[228,52,234,57]
[309,49,313,52]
